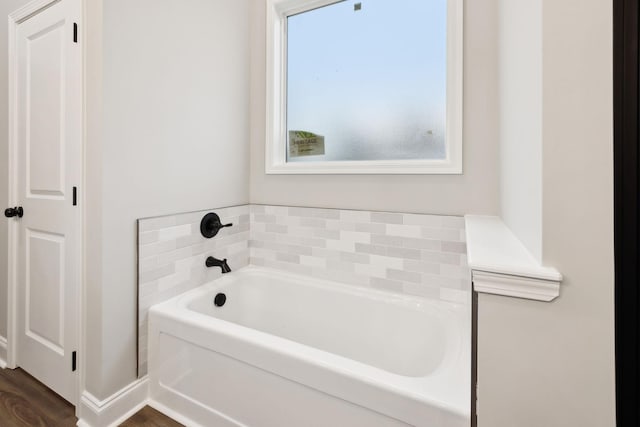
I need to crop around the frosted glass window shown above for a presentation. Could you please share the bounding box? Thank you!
[286,0,447,163]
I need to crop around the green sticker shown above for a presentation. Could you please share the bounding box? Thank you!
[289,131,326,157]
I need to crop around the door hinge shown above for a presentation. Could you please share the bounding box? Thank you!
[72,351,77,372]
[73,186,77,206]
[73,23,78,43]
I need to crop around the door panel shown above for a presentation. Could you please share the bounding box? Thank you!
[25,229,65,354]
[27,21,65,197]
[14,0,81,404]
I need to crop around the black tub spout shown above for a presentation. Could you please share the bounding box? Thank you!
[205,256,231,273]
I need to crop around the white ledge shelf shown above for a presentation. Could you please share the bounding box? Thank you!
[464,215,562,302]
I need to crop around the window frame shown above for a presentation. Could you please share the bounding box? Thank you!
[265,0,463,175]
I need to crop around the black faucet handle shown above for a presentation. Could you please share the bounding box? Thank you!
[200,212,233,238]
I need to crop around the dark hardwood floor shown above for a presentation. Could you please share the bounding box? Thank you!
[0,367,182,426]
[0,367,76,426]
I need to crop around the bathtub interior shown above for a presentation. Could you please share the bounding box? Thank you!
[186,269,458,377]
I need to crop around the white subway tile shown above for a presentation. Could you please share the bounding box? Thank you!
[254,214,277,223]
[139,263,175,284]
[300,255,326,268]
[386,224,422,238]
[312,208,341,219]
[157,269,190,293]
[354,222,386,234]
[286,226,314,238]
[403,214,442,227]
[387,246,421,260]
[139,256,158,273]
[402,237,441,251]
[139,215,176,232]
[369,255,403,270]
[339,252,370,264]
[421,227,462,241]
[299,217,326,228]
[421,250,461,265]
[440,264,471,279]
[371,212,404,224]
[355,263,386,278]
[340,231,371,244]
[441,241,467,254]
[175,233,202,250]
[139,240,176,258]
[139,281,158,298]
[266,223,288,234]
[276,252,300,264]
[403,259,441,275]
[355,243,387,256]
[387,269,422,284]
[139,231,159,245]
[370,277,404,293]
[326,220,356,231]
[289,207,314,217]
[314,228,341,240]
[250,257,266,266]
[157,246,195,266]
[251,222,267,233]
[326,259,356,273]
[174,212,204,226]
[440,288,470,303]
[340,210,371,222]
[287,244,314,256]
[371,234,403,247]
[326,239,356,252]
[441,216,465,229]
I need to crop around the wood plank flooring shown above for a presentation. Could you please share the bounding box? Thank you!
[0,367,182,426]
[0,367,76,426]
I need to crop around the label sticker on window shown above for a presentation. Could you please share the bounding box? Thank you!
[289,131,325,157]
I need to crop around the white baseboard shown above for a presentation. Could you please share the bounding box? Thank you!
[0,336,7,369]
[148,399,207,427]
[76,377,149,427]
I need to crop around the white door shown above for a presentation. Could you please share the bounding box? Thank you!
[11,0,81,404]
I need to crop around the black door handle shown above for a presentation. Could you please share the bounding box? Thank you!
[4,207,23,218]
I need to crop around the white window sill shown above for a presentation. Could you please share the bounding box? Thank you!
[266,160,463,175]
[464,215,562,301]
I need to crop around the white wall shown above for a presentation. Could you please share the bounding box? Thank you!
[477,1,615,426]
[87,0,251,398]
[498,0,543,261]
[249,0,500,216]
[0,0,34,348]
[84,0,105,396]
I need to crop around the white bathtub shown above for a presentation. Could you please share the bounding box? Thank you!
[147,266,471,427]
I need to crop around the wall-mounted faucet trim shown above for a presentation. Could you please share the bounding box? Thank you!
[206,256,231,273]
[200,212,233,238]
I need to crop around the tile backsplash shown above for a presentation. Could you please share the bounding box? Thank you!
[137,204,469,377]
[137,205,250,376]
[249,205,469,299]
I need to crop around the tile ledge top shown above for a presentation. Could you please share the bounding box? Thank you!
[464,215,562,290]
